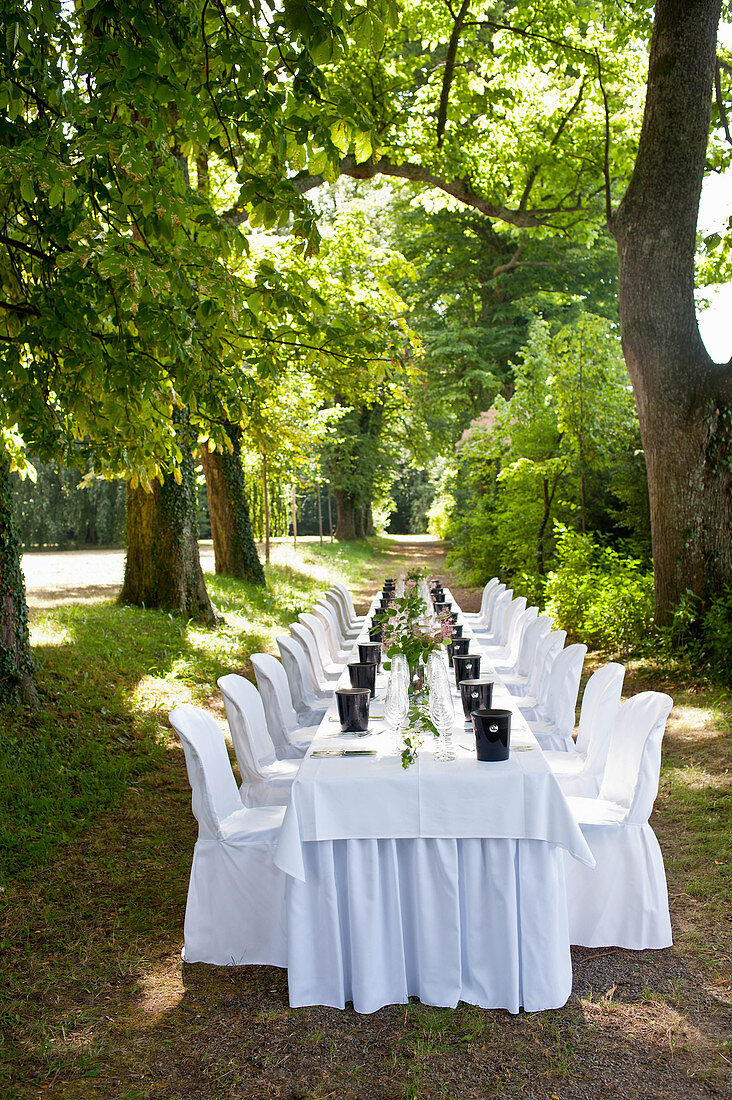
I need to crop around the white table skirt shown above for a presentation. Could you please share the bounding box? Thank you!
[286,836,572,1013]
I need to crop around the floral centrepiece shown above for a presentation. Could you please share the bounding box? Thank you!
[374,572,454,768]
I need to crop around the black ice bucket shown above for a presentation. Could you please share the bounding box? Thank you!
[448,635,470,667]
[459,678,494,723]
[348,661,378,698]
[369,623,385,643]
[358,642,382,669]
[453,652,481,689]
[472,708,511,761]
[335,687,371,733]
[450,621,463,638]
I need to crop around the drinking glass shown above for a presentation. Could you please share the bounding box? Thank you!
[427,652,455,761]
[384,654,409,755]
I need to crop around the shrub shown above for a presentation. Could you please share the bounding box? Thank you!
[545,526,654,652]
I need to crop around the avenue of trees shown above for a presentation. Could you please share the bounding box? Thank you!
[2,0,732,705]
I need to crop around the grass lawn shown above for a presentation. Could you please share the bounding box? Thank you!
[1,536,731,1099]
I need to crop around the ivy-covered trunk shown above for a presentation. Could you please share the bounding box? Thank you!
[119,410,216,624]
[0,454,38,708]
[201,427,265,585]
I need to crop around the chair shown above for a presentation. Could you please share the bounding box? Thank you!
[493,613,551,681]
[464,577,500,624]
[299,612,347,672]
[476,588,513,644]
[290,622,341,684]
[519,643,587,751]
[506,628,567,701]
[544,663,625,796]
[276,634,331,721]
[251,653,320,759]
[168,704,287,966]
[475,596,527,652]
[217,674,299,807]
[324,593,361,643]
[331,582,364,629]
[312,603,353,664]
[480,605,538,668]
[563,691,674,949]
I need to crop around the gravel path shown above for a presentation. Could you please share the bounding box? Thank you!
[21,544,217,609]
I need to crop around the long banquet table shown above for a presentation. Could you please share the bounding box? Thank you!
[274,588,593,1013]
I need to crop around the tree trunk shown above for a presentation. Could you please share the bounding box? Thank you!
[334,488,358,539]
[120,411,216,624]
[201,429,265,586]
[0,454,38,709]
[262,452,271,564]
[611,0,729,624]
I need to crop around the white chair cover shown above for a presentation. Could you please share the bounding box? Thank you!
[332,582,363,627]
[217,674,299,807]
[290,622,341,684]
[464,577,500,623]
[328,586,361,632]
[298,613,345,675]
[312,603,352,663]
[479,589,514,645]
[276,634,331,718]
[522,643,587,751]
[476,596,527,651]
[251,653,318,758]
[564,691,674,949]
[168,704,287,966]
[480,605,538,668]
[509,629,567,702]
[323,593,360,643]
[494,613,551,680]
[545,663,625,796]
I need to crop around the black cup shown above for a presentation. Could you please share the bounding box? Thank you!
[454,652,481,689]
[459,678,494,722]
[384,578,396,585]
[448,635,470,667]
[335,687,371,733]
[348,661,377,698]
[434,600,448,614]
[450,622,463,638]
[369,624,384,643]
[358,642,382,669]
[472,708,511,761]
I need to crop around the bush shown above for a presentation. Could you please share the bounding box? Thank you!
[545,526,654,652]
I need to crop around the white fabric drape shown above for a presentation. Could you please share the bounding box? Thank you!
[286,837,572,1013]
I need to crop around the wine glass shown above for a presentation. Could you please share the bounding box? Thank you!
[427,652,455,761]
[384,654,409,755]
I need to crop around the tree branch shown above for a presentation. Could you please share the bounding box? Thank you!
[436,0,471,149]
[518,78,586,211]
[595,50,613,224]
[715,58,732,145]
[291,155,582,228]
[0,234,53,262]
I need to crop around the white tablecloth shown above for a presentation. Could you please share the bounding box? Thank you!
[274,588,592,1012]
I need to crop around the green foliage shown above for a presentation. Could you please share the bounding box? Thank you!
[11,461,126,549]
[544,526,654,652]
[662,586,732,688]
[445,312,647,589]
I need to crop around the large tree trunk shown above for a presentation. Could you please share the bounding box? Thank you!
[0,454,38,708]
[201,428,265,586]
[334,488,358,540]
[612,0,730,624]
[120,411,216,624]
